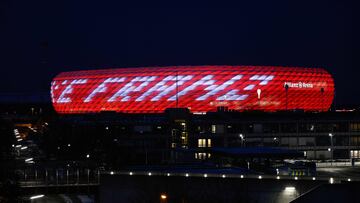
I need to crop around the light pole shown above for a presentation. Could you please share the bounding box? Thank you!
[329,133,333,165]
[239,134,245,147]
[284,84,289,110]
[321,87,325,112]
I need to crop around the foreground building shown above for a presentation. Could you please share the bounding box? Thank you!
[52,109,360,165]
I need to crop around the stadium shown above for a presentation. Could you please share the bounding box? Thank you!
[50,66,334,114]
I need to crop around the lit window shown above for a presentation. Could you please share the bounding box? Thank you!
[180,122,186,130]
[207,139,212,147]
[198,139,206,147]
[195,153,207,160]
[351,150,360,158]
[211,125,216,133]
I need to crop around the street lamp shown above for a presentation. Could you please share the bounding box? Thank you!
[160,193,168,203]
[239,134,245,147]
[329,133,333,164]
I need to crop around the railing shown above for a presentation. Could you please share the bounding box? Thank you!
[17,168,100,187]
[100,170,358,183]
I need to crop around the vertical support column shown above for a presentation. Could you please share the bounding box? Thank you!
[66,169,69,185]
[45,169,48,184]
[56,169,59,185]
[97,170,100,184]
[87,169,90,184]
[77,169,80,184]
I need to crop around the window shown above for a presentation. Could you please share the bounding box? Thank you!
[350,123,360,132]
[180,122,186,130]
[211,125,216,133]
[195,153,211,160]
[351,150,360,158]
[198,139,212,147]
[198,139,206,147]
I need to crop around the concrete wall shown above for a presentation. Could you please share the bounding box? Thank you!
[100,174,325,203]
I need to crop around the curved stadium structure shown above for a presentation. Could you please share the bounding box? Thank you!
[50,66,334,114]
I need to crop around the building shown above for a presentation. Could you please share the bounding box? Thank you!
[49,109,360,166]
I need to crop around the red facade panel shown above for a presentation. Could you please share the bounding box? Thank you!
[50,66,334,114]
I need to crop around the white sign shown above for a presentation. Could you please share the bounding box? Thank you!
[284,82,313,89]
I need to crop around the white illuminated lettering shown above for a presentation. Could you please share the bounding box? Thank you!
[197,75,242,101]
[50,81,57,103]
[244,74,274,90]
[57,79,88,103]
[249,75,274,85]
[84,77,126,102]
[168,75,214,101]
[108,76,157,102]
[142,75,193,101]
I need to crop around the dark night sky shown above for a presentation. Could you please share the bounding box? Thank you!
[0,1,357,105]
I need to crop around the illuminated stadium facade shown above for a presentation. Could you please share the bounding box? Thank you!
[51,66,334,114]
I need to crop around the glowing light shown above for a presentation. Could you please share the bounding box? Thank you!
[312,177,316,180]
[185,173,189,177]
[240,175,244,178]
[257,89,261,99]
[110,171,114,175]
[276,176,280,180]
[294,177,298,180]
[222,174,226,178]
[160,194,167,200]
[258,175,262,179]
[30,195,44,200]
[25,158,33,162]
[204,174,208,178]
[284,187,296,192]
[148,172,152,176]
[129,172,133,175]
[329,177,334,184]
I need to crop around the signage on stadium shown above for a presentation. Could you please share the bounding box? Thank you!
[52,74,273,103]
[284,82,314,88]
